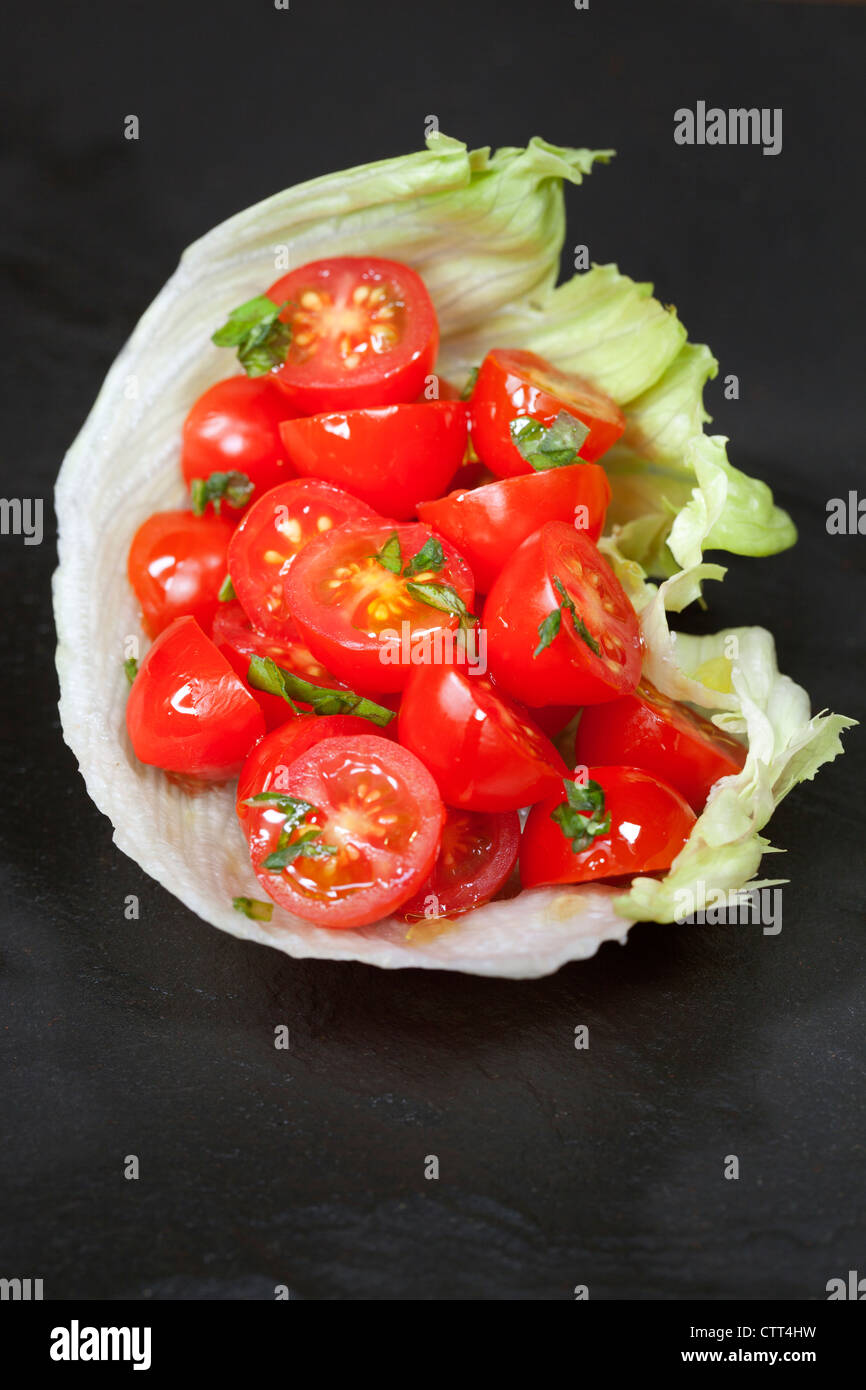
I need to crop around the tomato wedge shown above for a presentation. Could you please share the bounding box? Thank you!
[226,479,378,640]
[236,714,377,816]
[575,680,747,812]
[243,734,445,928]
[284,520,476,693]
[279,401,468,520]
[127,509,236,639]
[212,600,346,730]
[181,375,295,500]
[417,462,610,592]
[398,665,568,811]
[398,806,520,921]
[520,765,696,889]
[265,257,439,414]
[126,617,265,779]
[484,522,642,707]
[469,348,626,478]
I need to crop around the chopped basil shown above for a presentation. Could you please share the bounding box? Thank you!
[123,657,139,685]
[232,896,274,922]
[534,576,600,658]
[190,470,253,517]
[247,655,395,727]
[373,531,403,574]
[405,581,476,630]
[218,574,236,602]
[460,366,479,401]
[241,793,316,829]
[510,410,590,471]
[212,296,291,377]
[263,828,338,872]
[403,536,444,577]
[551,778,611,854]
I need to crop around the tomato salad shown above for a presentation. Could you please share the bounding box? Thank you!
[124,255,745,932]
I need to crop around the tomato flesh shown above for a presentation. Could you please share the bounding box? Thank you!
[470,348,626,478]
[280,401,468,520]
[227,479,378,641]
[180,375,295,500]
[126,616,265,779]
[520,765,696,889]
[285,520,476,693]
[484,521,642,707]
[244,734,445,928]
[575,680,747,812]
[417,462,610,592]
[127,509,236,639]
[398,806,520,921]
[266,257,439,414]
[398,665,568,811]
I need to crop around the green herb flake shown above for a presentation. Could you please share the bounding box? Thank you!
[247,655,396,727]
[405,581,477,630]
[232,896,274,922]
[123,657,139,685]
[373,531,403,575]
[263,828,338,873]
[551,778,611,854]
[212,296,292,377]
[403,536,444,577]
[460,366,480,401]
[509,410,590,471]
[190,470,254,517]
[534,576,600,658]
[218,574,236,602]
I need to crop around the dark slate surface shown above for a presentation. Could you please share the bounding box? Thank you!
[0,0,863,1300]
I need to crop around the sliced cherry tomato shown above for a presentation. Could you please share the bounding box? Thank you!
[236,714,377,816]
[127,509,236,639]
[279,401,468,520]
[397,806,520,921]
[211,600,346,730]
[398,665,568,811]
[469,348,626,478]
[244,734,445,928]
[126,616,265,779]
[284,520,476,694]
[520,765,696,889]
[180,375,295,500]
[265,257,439,414]
[484,522,642,707]
[227,479,378,640]
[417,462,610,592]
[575,679,747,813]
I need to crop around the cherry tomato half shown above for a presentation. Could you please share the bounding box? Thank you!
[180,375,295,500]
[279,401,468,521]
[469,348,626,478]
[244,734,445,928]
[211,600,347,731]
[227,479,379,641]
[484,522,642,708]
[266,257,439,414]
[126,616,265,780]
[520,765,696,889]
[127,509,236,639]
[417,461,611,593]
[398,665,568,811]
[397,806,520,921]
[575,680,747,813]
[284,520,476,694]
[236,713,377,817]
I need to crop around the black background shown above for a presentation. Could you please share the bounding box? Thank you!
[1,0,864,1301]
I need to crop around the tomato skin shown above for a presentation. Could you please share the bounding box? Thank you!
[279,401,468,521]
[469,348,626,478]
[520,765,696,889]
[397,806,520,921]
[127,509,236,640]
[180,376,295,500]
[285,520,476,694]
[245,734,445,929]
[227,479,379,641]
[126,617,265,780]
[575,680,747,813]
[398,665,568,812]
[483,522,642,708]
[417,462,610,592]
[265,257,439,414]
[236,714,376,816]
